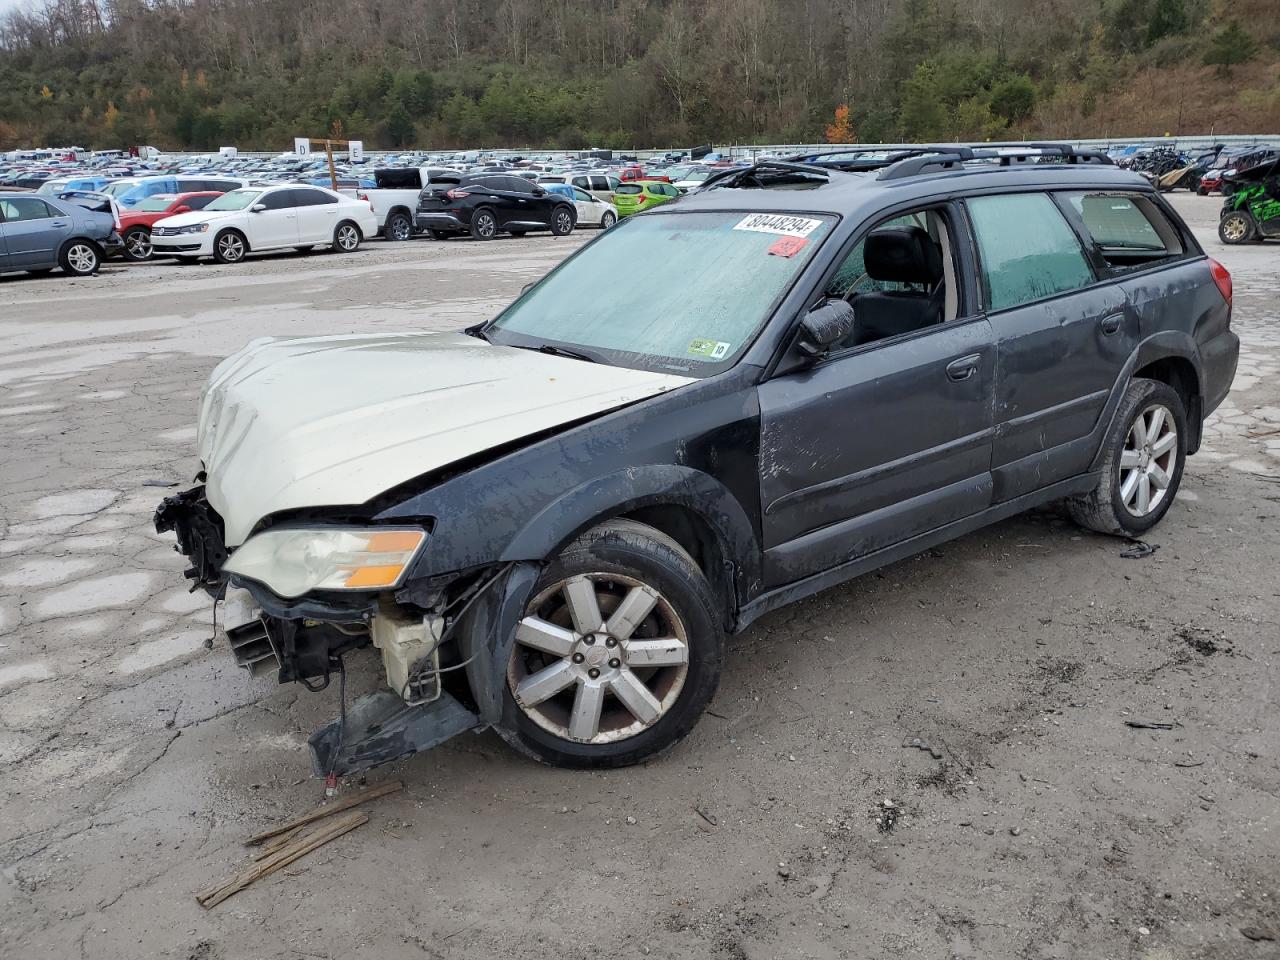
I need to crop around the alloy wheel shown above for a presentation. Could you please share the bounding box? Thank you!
[508,573,690,744]
[390,217,411,241]
[1221,215,1248,242]
[337,224,359,250]
[476,213,495,238]
[66,243,97,274]
[125,231,151,260]
[1119,403,1177,518]
[218,234,244,261]
[601,212,615,228]
[555,210,572,233]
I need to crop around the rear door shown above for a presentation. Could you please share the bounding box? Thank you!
[0,196,66,268]
[292,187,340,242]
[967,191,1135,500]
[249,189,301,248]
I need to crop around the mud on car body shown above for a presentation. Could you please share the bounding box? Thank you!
[156,144,1239,776]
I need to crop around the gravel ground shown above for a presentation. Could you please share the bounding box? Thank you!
[0,197,1277,960]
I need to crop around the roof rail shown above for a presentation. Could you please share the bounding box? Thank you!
[878,143,1114,181]
[784,146,974,171]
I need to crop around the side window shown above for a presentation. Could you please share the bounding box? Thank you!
[822,206,959,349]
[1064,192,1184,271]
[0,197,54,221]
[590,175,608,191]
[967,193,1095,311]
[185,196,216,211]
[259,190,296,211]
[506,177,534,194]
[571,176,589,190]
[572,188,592,202]
[294,189,337,206]
[607,176,621,191]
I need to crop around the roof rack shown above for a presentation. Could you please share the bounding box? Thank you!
[878,143,1113,180]
[783,146,971,172]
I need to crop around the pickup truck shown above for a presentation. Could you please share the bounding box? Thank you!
[354,167,457,240]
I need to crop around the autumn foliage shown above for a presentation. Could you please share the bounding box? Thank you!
[825,104,856,144]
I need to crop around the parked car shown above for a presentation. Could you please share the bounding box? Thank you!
[153,144,1239,777]
[1217,149,1280,244]
[105,174,247,207]
[116,192,222,261]
[415,173,577,240]
[612,179,681,217]
[0,193,119,277]
[671,168,716,193]
[149,185,376,263]
[538,172,621,204]
[354,166,457,240]
[36,176,111,196]
[544,183,618,228]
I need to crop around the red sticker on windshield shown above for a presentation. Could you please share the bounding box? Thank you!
[767,236,808,258]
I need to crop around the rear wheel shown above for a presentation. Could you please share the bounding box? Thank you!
[213,230,247,264]
[498,520,724,768]
[333,221,361,253]
[551,206,575,236]
[383,212,413,241]
[1067,378,1186,536]
[470,208,497,240]
[122,227,152,262]
[600,211,616,229]
[1219,210,1256,244]
[59,240,100,276]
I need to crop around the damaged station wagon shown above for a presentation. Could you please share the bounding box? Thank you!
[156,144,1238,775]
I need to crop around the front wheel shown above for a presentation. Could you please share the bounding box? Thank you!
[333,221,361,253]
[59,240,100,276]
[1067,378,1187,536]
[122,227,152,262]
[1219,211,1256,244]
[600,211,616,229]
[213,229,247,264]
[498,520,725,768]
[551,206,575,236]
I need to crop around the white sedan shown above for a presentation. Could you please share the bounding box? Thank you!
[150,185,377,264]
[568,186,617,228]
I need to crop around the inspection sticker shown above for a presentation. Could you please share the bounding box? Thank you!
[733,213,823,238]
[688,338,732,359]
[767,236,808,258]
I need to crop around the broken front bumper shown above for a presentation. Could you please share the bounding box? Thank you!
[153,485,229,592]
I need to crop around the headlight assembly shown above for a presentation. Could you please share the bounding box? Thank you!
[178,223,210,234]
[223,527,427,598]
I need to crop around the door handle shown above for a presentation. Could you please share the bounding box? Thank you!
[1100,313,1123,335]
[946,354,981,382]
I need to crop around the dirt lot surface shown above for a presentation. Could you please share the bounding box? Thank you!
[1,197,1277,960]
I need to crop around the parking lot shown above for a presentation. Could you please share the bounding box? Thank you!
[1,195,1277,959]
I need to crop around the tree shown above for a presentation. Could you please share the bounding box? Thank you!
[989,75,1036,125]
[1203,20,1257,76]
[899,63,947,140]
[824,104,856,143]
[383,101,416,147]
[1145,0,1187,45]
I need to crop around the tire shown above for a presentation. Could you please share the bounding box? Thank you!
[333,220,361,253]
[383,212,413,242]
[600,211,616,229]
[213,229,247,264]
[59,240,100,276]
[122,227,152,262]
[1067,378,1187,536]
[1196,185,1208,196]
[429,230,452,240]
[469,208,497,240]
[1219,211,1256,245]
[550,206,575,236]
[497,519,725,768]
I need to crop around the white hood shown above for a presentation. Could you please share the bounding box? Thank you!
[198,332,693,546]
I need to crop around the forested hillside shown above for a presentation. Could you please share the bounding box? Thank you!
[0,0,1277,151]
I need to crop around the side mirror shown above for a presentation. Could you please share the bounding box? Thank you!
[532,187,545,196]
[796,300,855,358]
[250,203,266,212]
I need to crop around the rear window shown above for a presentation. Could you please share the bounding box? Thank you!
[968,193,1095,311]
[615,184,643,194]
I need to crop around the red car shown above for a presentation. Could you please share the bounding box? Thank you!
[618,164,670,183]
[117,191,222,261]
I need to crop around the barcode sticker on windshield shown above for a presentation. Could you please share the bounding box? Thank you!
[734,214,823,238]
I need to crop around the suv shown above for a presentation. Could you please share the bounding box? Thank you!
[415,172,576,240]
[156,144,1238,776]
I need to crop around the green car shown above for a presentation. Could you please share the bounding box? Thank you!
[612,180,681,217]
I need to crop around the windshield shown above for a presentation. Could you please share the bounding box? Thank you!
[35,181,64,196]
[680,169,713,182]
[204,189,262,211]
[487,210,833,375]
[103,181,138,197]
[136,195,176,212]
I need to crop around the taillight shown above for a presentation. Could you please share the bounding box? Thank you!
[446,189,471,200]
[1208,257,1232,308]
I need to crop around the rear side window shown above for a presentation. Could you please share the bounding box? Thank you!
[0,196,54,221]
[968,193,1095,311]
[1063,192,1185,270]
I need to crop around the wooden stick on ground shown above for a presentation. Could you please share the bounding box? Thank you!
[243,780,403,846]
[199,810,367,909]
[250,823,307,862]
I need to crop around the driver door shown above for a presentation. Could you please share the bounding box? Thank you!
[250,189,301,249]
[756,203,996,587]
